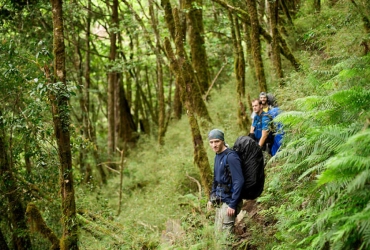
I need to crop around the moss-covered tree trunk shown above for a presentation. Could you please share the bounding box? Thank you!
[0,112,32,250]
[161,0,183,120]
[26,203,60,250]
[229,12,248,130]
[246,0,267,92]
[164,8,213,196]
[185,0,210,94]
[268,0,284,86]
[149,1,166,145]
[50,0,79,248]
[163,2,211,122]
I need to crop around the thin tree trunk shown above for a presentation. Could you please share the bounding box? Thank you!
[229,12,248,130]
[164,7,213,196]
[50,0,79,248]
[268,0,284,86]
[149,0,166,145]
[84,0,93,183]
[314,0,320,13]
[280,0,294,26]
[243,22,255,81]
[173,82,183,119]
[185,0,210,94]
[107,0,118,159]
[161,0,182,120]
[118,79,137,145]
[0,112,32,250]
[161,0,176,40]
[246,0,267,92]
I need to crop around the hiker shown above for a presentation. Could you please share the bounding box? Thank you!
[251,92,274,120]
[249,99,273,153]
[207,129,244,232]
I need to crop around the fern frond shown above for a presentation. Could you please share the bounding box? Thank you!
[347,169,370,193]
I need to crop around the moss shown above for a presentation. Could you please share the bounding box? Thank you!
[26,203,60,250]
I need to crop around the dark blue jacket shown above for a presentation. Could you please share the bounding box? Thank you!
[211,148,244,209]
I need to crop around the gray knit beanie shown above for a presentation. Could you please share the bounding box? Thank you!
[208,129,225,141]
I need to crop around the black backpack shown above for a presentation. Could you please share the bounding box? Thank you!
[226,136,265,200]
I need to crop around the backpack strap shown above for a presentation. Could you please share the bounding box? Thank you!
[224,151,233,185]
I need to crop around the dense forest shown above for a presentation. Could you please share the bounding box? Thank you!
[0,0,369,249]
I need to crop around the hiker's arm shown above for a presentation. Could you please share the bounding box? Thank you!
[259,130,269,147]
[228,154,244,210]
[250,125,255,134]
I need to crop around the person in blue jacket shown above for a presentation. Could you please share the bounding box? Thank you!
[207,129,244,232]
[250,99,273,153]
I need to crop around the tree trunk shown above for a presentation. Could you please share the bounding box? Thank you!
[118,80,137,145]
[161,0,182,120]
[107,0,118,159]
[50,0,79,248]
[243,22,255,81]
[164,8,213,196]
[314,0,320,13]
[173,82,183,119]
[268,0,284,86]
[84,0,94,183]
[185,0,210,94]
[26,203,60,250]
[280,0,294,26]
[0,112,32,250]
[229,12,248,130]
[161,0,183,120]
[161,0,176,40]
[246,0,267,92]
[149,1,166,145]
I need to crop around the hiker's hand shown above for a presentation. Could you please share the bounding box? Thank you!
[207,201,213,211]
[227,207,235,216]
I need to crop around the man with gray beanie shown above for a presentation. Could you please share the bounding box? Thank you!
[207,129,244,233]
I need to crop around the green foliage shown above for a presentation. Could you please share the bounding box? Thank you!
[259,57,370,250]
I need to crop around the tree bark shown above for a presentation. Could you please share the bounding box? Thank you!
[163,4,211,122]
[161,0,183,120]
[229,12,248,130]
[246,0,267,92]
[50,0,79,248]
[185,0,210,94]
[26,203,60,250]
[243,22,255,81]
[0,112,32,250]
[161,0,176,40]
[268,0,284,86]
[107,0,118,159]
[149,0,166,145]
[164,7,213,196]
